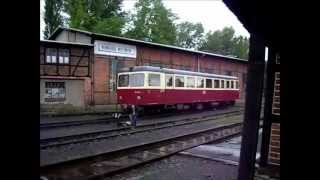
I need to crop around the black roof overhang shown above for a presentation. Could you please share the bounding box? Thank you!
[223,0,281,48]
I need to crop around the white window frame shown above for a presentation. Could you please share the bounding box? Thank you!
[196,76,205,89]
[117,72,147,89]
[165,74,174,89]
[59,49,70,64]
[174,75,186,89]
[205,78,213,89]
[147,72,162,89]
[221,79,225,89]
[46,48,57,64]
[186,76,196,88]
[213,79,220,89]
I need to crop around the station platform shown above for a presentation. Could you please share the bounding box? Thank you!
[104,132,279,180]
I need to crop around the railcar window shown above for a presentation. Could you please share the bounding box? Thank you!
[206,79,213,88]
[221,80,225,88]
[197,77,204,88]
[118,74,129,87]
[226,81,230,88]
[186,77,196,88]
[165,74,173,87]
[231,81,234,89]
[236,81,239,89]
[214,79,220,88]
[149,73,161,86]
[175,75,185,87]
[129,73,145,87]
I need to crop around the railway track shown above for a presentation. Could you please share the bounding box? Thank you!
[40,106,243,129]
[40,109,243,149]
[40,122,243,180]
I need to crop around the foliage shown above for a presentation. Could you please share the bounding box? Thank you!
[124,0,177,45]
[176,21,204,49]
[199,27,249,59]
[63,0,125,36]
[43,0,64,39]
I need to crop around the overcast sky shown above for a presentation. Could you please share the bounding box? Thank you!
[40,0,249,40]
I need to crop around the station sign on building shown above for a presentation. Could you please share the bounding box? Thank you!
[94,40,137,58]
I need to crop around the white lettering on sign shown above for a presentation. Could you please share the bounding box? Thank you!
[94,40,136,58]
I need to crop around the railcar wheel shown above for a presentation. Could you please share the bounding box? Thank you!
[195,103,204,110]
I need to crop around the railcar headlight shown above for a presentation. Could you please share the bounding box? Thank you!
[137,96,142,100]
[119,96,122,100]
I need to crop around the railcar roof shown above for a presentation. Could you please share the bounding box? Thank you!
[119,66,238,80]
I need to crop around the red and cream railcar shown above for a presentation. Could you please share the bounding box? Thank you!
[117,66,240,111]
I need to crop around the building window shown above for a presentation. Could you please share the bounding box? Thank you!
[45,82,66,102]
[175,75,185,87]
[206,79,213,88]
[214,79,220,88]
[197,77,204,88]
[46,48,70,64]
[148,73,161,86]
[46,48,57,63]
[165,74,173,87]
[186,77,196,88]
[59,49,70,64]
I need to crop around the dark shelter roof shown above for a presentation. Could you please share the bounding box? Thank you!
[119,66,238,80]
[223,0,280,48]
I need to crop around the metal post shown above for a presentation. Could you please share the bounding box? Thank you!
[259,47,276,167]
[237,33,266,180]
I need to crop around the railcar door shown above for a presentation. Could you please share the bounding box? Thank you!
[145,72,164,104]
[164,74,175,104]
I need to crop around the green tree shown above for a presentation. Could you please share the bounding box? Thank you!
[125,0,177,45]
[176,21,204,49]
[199,27,249,59]
[63,0,125,36]
[43,0,64,39]
[232,35,249,59]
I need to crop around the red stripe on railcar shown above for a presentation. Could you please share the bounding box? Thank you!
[117,89,239,105]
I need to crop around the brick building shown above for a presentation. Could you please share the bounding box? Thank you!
[41,27,248,113]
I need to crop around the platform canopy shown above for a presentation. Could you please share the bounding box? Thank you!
[223,0,281,48]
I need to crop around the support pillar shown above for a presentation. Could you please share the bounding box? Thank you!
[259,47,277,167]
[237,33,266,180]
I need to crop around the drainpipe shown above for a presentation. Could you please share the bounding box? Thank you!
[197,55,200,72]
[90,38,95,106]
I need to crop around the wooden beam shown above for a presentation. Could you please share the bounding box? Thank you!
[237,33,266,180]
[259,47,277,167]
